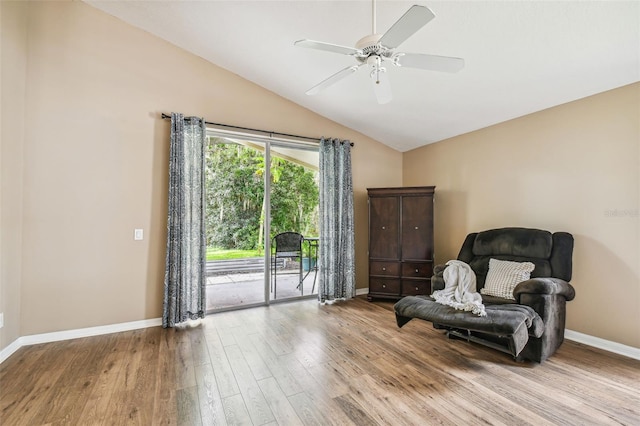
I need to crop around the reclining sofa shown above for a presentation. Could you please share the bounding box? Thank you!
[394,227,575,362]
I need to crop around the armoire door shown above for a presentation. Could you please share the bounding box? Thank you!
[401,195,434,260]
[369,196,399,260]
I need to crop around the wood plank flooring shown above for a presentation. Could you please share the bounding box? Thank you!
[1,297,639,425]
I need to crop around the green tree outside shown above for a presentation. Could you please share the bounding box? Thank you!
[205,140,318,254]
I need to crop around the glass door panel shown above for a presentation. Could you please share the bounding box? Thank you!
[205,138,267,311]
[268,145,319,301]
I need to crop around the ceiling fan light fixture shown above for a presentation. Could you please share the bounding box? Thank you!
[367,55,385,84]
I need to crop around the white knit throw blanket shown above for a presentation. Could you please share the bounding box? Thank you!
[432,260,486,317]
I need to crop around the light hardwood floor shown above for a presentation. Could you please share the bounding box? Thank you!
[1,297,639,425]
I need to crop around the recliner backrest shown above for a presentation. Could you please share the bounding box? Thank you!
[457,227,573,290]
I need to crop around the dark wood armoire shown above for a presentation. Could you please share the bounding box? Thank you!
[367,186,435,301]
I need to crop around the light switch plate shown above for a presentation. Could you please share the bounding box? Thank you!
[134,229,144,240]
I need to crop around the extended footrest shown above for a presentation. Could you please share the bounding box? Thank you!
[394,296,544,358]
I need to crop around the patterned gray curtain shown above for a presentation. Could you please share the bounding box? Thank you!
[318,138,356,302]
[162,113,206,327]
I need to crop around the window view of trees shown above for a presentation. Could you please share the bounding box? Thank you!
[205,139,319,254]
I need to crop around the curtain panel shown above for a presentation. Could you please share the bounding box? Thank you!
[318,138,356,302]
[162,113,207,328]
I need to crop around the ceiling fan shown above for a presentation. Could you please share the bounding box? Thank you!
[294,2,464,104]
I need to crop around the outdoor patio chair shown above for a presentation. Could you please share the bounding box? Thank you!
[271,232,304,298]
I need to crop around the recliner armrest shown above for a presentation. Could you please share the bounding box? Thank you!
[434,264,447,275]
[513,278,575,302]
[430,264,447,292]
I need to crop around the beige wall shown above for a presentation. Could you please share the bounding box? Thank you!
[404,83,640,348]
[0,1,28,351]
[0,0,401,346]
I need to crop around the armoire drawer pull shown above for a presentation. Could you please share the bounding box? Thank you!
[415,269,419,273]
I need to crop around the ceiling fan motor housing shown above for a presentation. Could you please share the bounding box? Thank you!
[355,34,394,62]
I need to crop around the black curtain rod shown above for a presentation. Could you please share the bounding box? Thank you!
[161,113,354,146]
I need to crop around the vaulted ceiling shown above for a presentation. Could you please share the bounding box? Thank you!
[86,1,640,152]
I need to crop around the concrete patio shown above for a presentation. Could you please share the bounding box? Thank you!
[206,269,318,311]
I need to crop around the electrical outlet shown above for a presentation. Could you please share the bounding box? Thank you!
[134,229,144,241]
[0,313,4,329]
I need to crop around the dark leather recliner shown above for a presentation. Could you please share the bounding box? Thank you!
[394,227,575,362]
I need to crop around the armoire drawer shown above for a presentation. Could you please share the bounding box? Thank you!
[402,262,433,278]
[370,261,400,276]
[368,278,401,295]
[401,280,431,296]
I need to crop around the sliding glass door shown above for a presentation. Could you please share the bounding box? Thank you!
[268,143,320,302]
[204,132,319,312]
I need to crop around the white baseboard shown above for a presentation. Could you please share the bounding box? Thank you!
[355,287,369,296]
[564,329,640,361]
[0,339,24,365]
[0,317,162,364]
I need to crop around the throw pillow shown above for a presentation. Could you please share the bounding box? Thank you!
[481,258,535,300]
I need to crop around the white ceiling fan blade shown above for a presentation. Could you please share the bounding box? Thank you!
[398,53,465,73]
[379,5,435,49]
[294,39,362,56]
[306,65,361,96]
[370,69,392,104]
